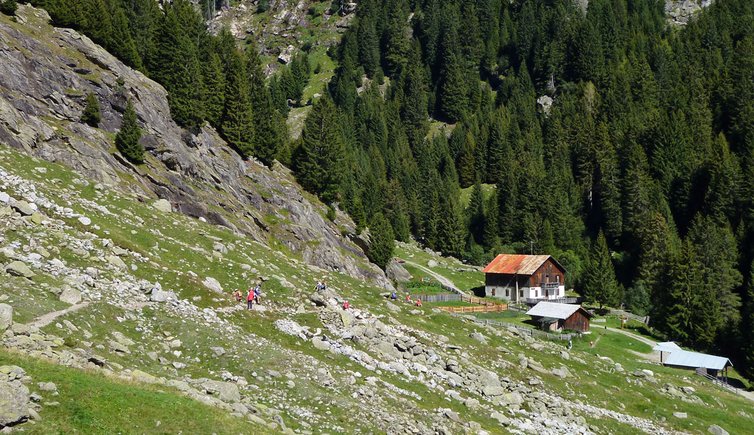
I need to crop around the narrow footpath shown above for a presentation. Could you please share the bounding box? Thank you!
[400,259,468,296]
[26,302,90,329]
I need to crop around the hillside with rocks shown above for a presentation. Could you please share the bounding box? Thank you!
[0,5,387,290]
[1,3,753,435]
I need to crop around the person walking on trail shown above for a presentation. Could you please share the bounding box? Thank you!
[343,300,350,310]
[415,298,422,308]
[233,289,243,302]
[254,283,262,305]
[405,293,412,304]
[390,291,397,300]
[247,287,255,310]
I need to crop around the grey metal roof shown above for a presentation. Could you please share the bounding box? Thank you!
[664,349,732,371]
[652,342,683,352]
[526,302,585,320]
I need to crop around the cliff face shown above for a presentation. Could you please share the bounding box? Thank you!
[0,5,391,290]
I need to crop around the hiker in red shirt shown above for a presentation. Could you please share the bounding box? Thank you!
[415,298,422,308]
[247,287,255,310]
[343,300,350,310]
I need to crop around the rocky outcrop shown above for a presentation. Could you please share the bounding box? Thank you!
[665,0,713,25]
[206,0,355,72]
[0,366,33,428]
[0,5,390,290]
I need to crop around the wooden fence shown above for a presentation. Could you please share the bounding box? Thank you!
[438,304,508,313]
[609,309,650,325]
[470,317,580,341]
[410,293,462,303]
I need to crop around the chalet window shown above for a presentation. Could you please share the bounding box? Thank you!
[535,289,539,297]
[505,288,509,297]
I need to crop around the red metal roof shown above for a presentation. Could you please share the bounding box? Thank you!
[482,254,553,276]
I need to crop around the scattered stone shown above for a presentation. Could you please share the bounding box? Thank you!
[11,200,34,216]
[37,382,57,393]
[673,412,688,419]
[202,380,240,403]
[0,304,12,332]
[106,255,127,269]
[0,192,8,204]
[203,277,223,294]
[59,287,82,305]
[210,347,226,357]
[0,373,31,427]
[6,261,35,278]
[150,290,177,302]
[153,199,172,213]
[30,212,43,225]
[78,216,91,226]
[708,425,729,435]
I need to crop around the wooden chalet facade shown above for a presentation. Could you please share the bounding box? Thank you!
[482,254,566,302]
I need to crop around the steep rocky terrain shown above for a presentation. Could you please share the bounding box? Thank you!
[1,4,753,435]
[206,0,353,68]
[0,5,388,290]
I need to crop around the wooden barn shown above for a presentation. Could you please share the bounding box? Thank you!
[482,254,566,302]
[525,302,592,332]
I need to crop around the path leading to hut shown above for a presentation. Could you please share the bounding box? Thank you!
[401,259,468,296]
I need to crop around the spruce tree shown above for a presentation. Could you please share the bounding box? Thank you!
[0,0,18,16]
[581,231,619,309]
[108,1,142,69]
[220,50,254,156]
[115,100,144,164]
[367,212,395,270]
[81,93,101,127]
[295,96,345,204]
[202,52,226,127]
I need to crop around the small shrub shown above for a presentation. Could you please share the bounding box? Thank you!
[115,100,144,163]
[81,93,101,127]
[325,205,336,221]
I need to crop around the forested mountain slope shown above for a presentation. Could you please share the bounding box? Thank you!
[295,0,754,378]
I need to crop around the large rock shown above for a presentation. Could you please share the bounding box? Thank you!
[59,287,82,305]
[708,425,729,435]
[150,289,177,302]
[10,200,34,216]
[203,380,241,403]
[0,304,11,332]
[0,378,31,427]
[5,261,35,278]
[385,259,411,282]
[202,277,223,294]
[152,199,172,213]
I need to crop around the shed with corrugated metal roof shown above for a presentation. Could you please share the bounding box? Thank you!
[483,254,566,302]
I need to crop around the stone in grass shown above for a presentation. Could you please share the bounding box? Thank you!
[30,212,43,225]
[0,378,31,427]
[59,287,82,305]
[0,304,12,331]
[6,261,35,278]
[78,216,92,226]
[708,425,729,435]
[152,199,172,213]
[202,277,223,294]
[11,199,34,216]
[106,255,127,269]
[0,192,9,204]
[673,412,687,419]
